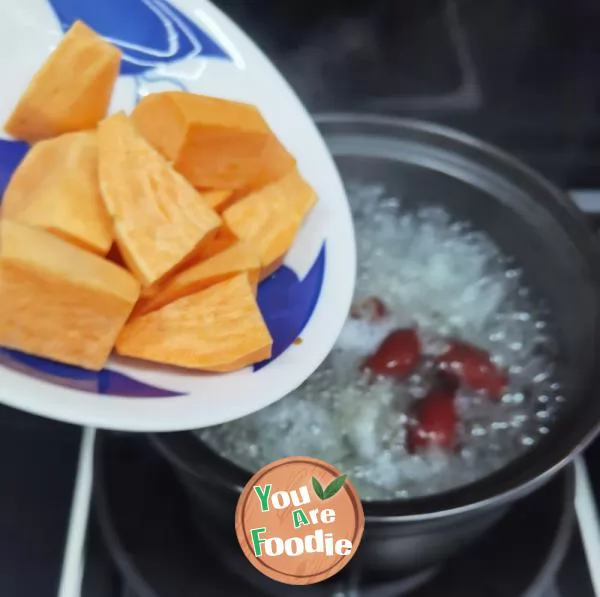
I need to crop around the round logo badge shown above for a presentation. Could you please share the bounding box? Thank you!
[235,456,365,585]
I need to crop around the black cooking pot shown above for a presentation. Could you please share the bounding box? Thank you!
[150,114,600,578]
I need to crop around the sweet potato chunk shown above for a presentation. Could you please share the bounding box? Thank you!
[131,92,296,191]
[2,131,112,256]
[98,112,222,286]
[246,134,298,193]
[223,169,317,277]
[116,274,272,372]
[276,168,318,219]
[202,189,235,212]
[0,220,140,370]
[4,21,121,142]
[196,226,239,260]
[137,241,261,316]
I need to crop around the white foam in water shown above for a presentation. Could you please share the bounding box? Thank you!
[198,183,563,501]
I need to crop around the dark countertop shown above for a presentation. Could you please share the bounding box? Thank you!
[214,0,600,189]
[0,406,81,597]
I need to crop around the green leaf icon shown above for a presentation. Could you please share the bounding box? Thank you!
[312,476,325,500]
[323,474,347,500]
[312,474,347,500]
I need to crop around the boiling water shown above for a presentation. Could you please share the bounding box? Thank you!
[198,183,564,500]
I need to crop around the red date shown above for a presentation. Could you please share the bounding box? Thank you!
[362,328,421,378]
[436,341,508,399]
[407,388,458,453]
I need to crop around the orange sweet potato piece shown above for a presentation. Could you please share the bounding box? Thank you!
[224,203,297,280]
[196,226,239,260]
[2,131,112,256]
[223,169,317,278]
[136,241,260,316]
[202,189,235,212]
[277,168,318,219]
[246,134,298,194]
[4,21,121,142]
[0,220,140,370]
[116,274,272,372]
[131,92,296,191]
[98,112,222,287]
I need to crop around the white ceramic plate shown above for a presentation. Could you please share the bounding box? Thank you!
[0,0,355,431]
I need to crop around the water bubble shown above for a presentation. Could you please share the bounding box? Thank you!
[507,392,525,404]
[533,372,550,384]
[471,424,487,437]
[511,413,529,428]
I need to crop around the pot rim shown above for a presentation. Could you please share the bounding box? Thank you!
[149,430,579,523]
[152,113,600,522]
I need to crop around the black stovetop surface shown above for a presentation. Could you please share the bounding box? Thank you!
[0,406,81,597]
[81,522,596,597]
[213,0,600,190]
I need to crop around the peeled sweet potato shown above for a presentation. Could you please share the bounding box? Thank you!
[136,241,261,316]
[116,274,272,372]
[245,134,298,194]
[0,220,140,371]
[223,168,317,278]
[202,189,235,212]
[97,112,222,287]
[131,92,296,191]
[195,226,239,261]
[2,131,112,256]
[4,21,121,142]
[275,168,318,219]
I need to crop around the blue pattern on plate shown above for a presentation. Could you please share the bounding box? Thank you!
[0,349,182,397]
[254,244,326,371]
[0,140,29,198]
[47,0,230,75]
